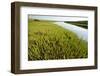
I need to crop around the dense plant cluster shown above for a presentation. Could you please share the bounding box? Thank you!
[28,20,88,60]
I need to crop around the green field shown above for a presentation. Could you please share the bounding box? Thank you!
[64,21,88,29]
[28,19,88,61]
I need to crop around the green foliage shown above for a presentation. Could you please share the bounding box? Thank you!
[28,19,88,60]
[64,21,88,29]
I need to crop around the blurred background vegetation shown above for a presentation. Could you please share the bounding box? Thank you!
[64,21,88,29]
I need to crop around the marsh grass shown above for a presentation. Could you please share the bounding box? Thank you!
[28,19,88,60]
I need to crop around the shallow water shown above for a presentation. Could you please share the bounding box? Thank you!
[54,22,88,42]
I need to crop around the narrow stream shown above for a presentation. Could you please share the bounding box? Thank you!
[54,22,88,42]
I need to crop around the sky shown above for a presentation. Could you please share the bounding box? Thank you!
[28,15,88,22]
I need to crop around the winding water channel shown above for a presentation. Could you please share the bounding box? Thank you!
[54,22,88,41]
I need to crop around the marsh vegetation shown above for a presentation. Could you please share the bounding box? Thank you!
[28,19,88,60]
